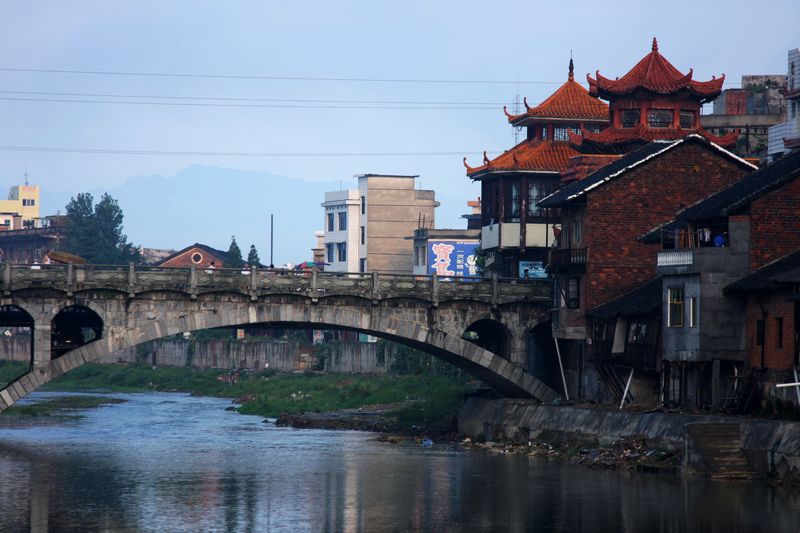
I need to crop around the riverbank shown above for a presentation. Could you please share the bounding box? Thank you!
[0,361,469,433]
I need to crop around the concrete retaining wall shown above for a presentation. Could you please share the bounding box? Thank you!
[458,397,800,481]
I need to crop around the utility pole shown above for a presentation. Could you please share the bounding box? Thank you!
[270,213,274,267]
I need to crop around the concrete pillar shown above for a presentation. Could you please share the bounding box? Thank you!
[32,323,52,365]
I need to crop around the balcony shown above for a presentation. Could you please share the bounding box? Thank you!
[657,250,693,267]
[550,247,587,269]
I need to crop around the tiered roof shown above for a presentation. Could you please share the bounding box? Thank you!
[588,38,724,102]
[466,60,608,178]
[464,140,581,177]
[571,124,740,150]
[505,60,608,125]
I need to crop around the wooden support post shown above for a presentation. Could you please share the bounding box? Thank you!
[620,368,634,410]
[553,336,569,401]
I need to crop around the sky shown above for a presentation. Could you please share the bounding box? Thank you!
[0,1,797,263]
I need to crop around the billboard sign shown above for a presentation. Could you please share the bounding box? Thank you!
[428,240,480,278]
[519,261,547,279]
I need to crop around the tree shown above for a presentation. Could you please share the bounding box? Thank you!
[247,244,260,266]
[224,236,243,268]
[63,193,140,264]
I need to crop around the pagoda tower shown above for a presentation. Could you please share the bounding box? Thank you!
[572,38,739,154]
[464,59,609,277]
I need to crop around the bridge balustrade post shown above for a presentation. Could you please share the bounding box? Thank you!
[371,271,380,303]
[3,261,10,294]
[67,263,74,296]
[190,266,197,299]
[250,267,258,301]
[128,262,136,298]
[431,272,439,307]
[311,269,318,302]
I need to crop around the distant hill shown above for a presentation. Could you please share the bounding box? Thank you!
[36,166,469,265]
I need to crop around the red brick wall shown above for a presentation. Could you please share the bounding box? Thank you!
[744,290,797,370]
[160,248,225,268]
[749,177,800,270]
[724,90,748,115]
[582,141,752,310]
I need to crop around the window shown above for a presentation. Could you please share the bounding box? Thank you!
[326,243,334,263]
[338,211,347,231]
[528,184,545,217]
[360,226,365,245]
[585,124,601,133]
[572,215,582,246]
[22,199,35,207]
[540,126,548,140]
[359,258,366,272]
[647,109,672,128]
[509,182,520,221]
[337,242,347,262]
[569,125,581,135]
[776,317,784,349]
[680,110,695,129]
[627,321,648,344]
[553,127,569,141]
[620,109,640,128]
[756,319,765,346]
[689,297,698,327]
[566,278,580,309]
[23,219,34,229]
[191,252,203,264]
[361,196,366,214]
[668,287,684,327]
[414,245,425,266]
[327,213,334,232]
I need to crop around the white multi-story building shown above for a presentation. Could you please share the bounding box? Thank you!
[321,174,438,274]
[768,48,800,162]
[321,189,361,272]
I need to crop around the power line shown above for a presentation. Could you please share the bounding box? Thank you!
[0,89,513,106]
[0,144,503,157]
[0,66,563,85]
[0,95,502,110]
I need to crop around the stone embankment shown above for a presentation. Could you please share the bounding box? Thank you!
[457,397,800,482]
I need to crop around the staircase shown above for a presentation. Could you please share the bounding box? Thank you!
[685,422,753,480]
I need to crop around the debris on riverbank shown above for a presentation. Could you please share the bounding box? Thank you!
[458,434,681,473]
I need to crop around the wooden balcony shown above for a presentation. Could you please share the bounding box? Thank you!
[550,247,587,269]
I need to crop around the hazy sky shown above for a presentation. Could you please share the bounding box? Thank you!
[0,1,797,254]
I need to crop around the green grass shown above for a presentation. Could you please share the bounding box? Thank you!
[44,363,471,429]
[0,360,29,389]
[2,395,126,417]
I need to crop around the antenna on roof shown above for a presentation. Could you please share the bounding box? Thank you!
[513,74,523,145]
[24,164,29,186]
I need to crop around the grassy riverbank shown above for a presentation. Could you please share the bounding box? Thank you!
[0,361,471,431]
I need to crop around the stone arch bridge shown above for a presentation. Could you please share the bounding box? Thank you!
[0,264,559,412]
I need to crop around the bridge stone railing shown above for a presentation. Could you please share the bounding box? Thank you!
[1,263,551,306]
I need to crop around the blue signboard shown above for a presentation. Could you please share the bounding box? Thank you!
[428,240,480,278]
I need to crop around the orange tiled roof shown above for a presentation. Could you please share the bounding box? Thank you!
[571,124,739,149]
[465,139,581,177]
[506,60,609,124]
[588,38,724,102]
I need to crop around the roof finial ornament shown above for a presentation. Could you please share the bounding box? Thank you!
[568,52,574,81]
[652,37,658,52]
[483,151,490,165]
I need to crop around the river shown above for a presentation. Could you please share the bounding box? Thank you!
[0,391,798,532]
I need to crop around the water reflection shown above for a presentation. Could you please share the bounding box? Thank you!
[0,392,798,532]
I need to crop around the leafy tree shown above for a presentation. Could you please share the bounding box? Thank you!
[224,236,244,268]
[63,193,140,264]
[247,244,260,266]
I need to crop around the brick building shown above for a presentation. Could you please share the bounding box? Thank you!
[538,136,756,399]
[641,150,800,408]
[156,243,231,269]
[465,59,609,277]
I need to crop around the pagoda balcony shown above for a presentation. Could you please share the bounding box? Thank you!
[550,247,587,269]
[656,247,748,277]
[481,222,554,250]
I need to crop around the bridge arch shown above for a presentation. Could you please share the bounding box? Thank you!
[463,318,511,360]
[51,305,103,359]
[0,302,560,411]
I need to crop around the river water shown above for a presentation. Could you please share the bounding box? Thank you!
[0,392,798,532]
